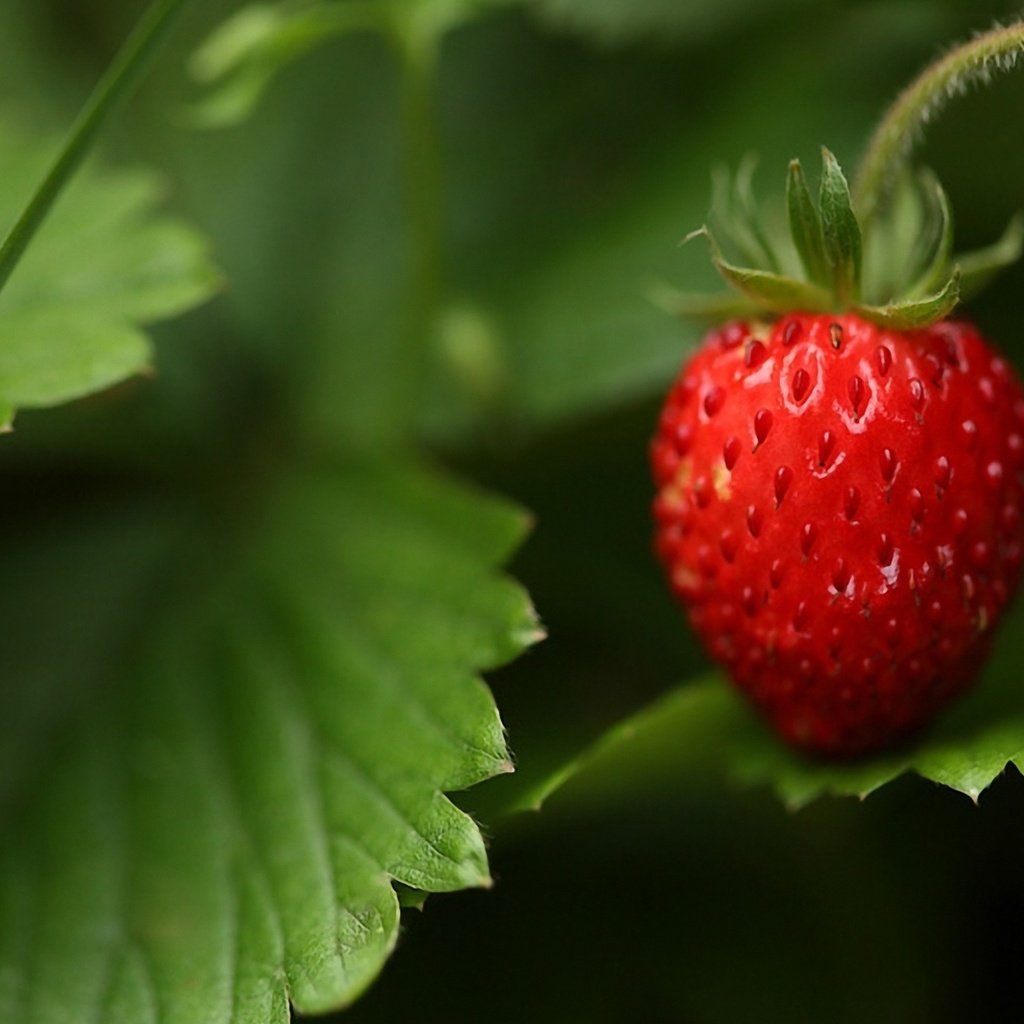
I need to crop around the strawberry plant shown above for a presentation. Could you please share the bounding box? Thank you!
[4,2,1024,1022]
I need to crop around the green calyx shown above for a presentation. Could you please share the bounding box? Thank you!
[667,148,1024,330]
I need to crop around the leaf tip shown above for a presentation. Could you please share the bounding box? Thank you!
[519,604,547,647]
[525,625,548,646]
[680,225,709,247]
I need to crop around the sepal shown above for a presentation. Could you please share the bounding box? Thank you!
[819,148,862,305]
[649,281,761,322]
[673,151,1021,328]
[904,171,953,298]
[691,226,832,315]
[786,159,829,288]
[957,212,1024,301]
[855,271,960,330]
[709,159,781,272]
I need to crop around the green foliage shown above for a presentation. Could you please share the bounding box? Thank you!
[526,0,809,44]
[461,20,878,427]
[0,122,217,415]
[6,0,1024,1021]
[957,212,1024,300]
[668,149,1014,329]
[819,148,862,305]
[853,19,1024,218]
[693,225,833,315]
[0,4,543,1018]
[187,0,505,128]
[786,159,829,288]
[852,271,960,331]
[522,600,1024,813]
[0,464,537,1021]
[187,2,384,128]
[183,0,883,432]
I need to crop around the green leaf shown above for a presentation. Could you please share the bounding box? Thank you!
[453,14,878,431]
[514,596,1024,816]
[0,123,218,412]
[0,462,538,1021]
[854,270,960,330]
[527,0,812,45]
[173,6,898,440]
[188,0,507,129]
[818,147,862,305]
[955,211,1024,301]
[786,158,829,288]
[497,678,733,815]
[188,3,385,129]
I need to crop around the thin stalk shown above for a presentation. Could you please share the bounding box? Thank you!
[0,0,195,297]
[854,21,1024,223]
[390,24,444,437]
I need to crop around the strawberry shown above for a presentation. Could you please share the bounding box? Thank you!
[652,150,1024,755]
[652,314,1024,755]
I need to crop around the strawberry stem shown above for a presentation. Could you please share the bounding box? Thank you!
[854,20,1024,223]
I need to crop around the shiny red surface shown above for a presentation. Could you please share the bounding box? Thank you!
[651,314,1024,755]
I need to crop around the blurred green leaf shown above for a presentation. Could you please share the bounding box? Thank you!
[188,0,511,129]
[460,20,876,430]
[187,2,385,128]
[526,0,809,45]
[0,462,538,1021]
[0,121,218,415]
[174,3,889,446]
[649,282,758,322]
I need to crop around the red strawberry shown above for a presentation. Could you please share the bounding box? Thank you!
[652,313,1024,755]
[651,315,1019,757]
[655,315,1024,757]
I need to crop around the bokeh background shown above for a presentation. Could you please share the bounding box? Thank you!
[4,0,1024,1020]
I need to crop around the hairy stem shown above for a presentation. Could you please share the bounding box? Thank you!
[0,0,195,297]
[854,20,1024,222]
